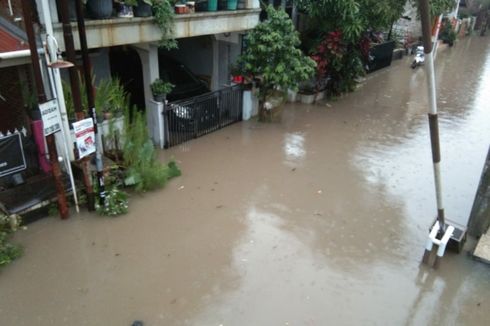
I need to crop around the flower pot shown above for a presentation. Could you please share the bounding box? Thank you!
[208,0,218,11]
[218,0,227,9]
[299,93,316,105]
[134,0,152,17]
[86,0,113,19]
[117,3,134,18]
[227,0,238,10]
[175,4,188,14]
[153,94,166,103]
[287,89,298,103]
[232,75,244,83]
[186,2,196,13]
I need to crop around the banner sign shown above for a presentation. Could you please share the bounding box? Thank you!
[39,100,62,136]
[72,118,96,159]
[0,133,26,178]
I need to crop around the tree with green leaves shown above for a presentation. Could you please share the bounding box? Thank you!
[237,5,316,121]
[294,0,456,96]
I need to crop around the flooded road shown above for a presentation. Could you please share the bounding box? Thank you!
[1,36,490,325]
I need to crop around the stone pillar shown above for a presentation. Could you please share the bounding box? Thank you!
[133,43,160,105]
[134,43,165,148]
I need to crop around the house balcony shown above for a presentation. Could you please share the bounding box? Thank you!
[52,9,261,51]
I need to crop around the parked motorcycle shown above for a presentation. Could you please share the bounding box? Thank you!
[411,46,425,69]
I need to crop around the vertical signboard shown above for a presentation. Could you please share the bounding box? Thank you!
[39,100,62,136]
[72,118,96,159]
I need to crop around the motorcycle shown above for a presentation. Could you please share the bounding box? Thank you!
[411,46,425,69]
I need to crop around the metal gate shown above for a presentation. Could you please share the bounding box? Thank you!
[164,85,243,148]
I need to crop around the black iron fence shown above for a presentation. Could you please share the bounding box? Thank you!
[164,85,243,148]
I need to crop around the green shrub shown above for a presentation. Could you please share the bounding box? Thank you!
[122,107,181,192]
[0,214,22,268]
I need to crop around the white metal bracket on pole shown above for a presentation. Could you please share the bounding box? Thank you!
[423,221,454,268]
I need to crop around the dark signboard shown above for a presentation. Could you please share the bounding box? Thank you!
[0,133,26,178]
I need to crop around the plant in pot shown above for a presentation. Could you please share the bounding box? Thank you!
[175,1,188,14]
[218,0,237,10]
[151,78,174,102]
[153,0,178,49]
[236,6,316,121]
[86,0,113,19]
[440,20,457,46]
[229,63,244,84]
[208,0,218,11]
[116,0,136,18]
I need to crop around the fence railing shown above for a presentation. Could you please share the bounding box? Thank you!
[164,85,243,148]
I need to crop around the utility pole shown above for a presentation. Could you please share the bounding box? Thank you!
[57,0,96,210]
[418,0,465,269]
[21,0,69,219]
[74,0,106,206]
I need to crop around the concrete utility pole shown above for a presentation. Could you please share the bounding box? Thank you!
[418,0,465,269]
[20,0,69,219]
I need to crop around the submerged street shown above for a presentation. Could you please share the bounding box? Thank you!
[1,36,490,325]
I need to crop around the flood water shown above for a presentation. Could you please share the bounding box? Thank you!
[1,36,490,325]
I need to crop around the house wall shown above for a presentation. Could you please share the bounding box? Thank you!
[217,37,242,88]
[393,2,423,44]
[59,48,111,88]
[91,48,111,84]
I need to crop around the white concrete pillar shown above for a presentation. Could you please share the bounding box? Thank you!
[134,43,166,148]
[134,43,160,106]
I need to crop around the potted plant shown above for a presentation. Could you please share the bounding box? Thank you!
[151,78,174,102]
[175,3,188,14]
[134,0,153,17]
[236,6,315,121]
[229,63,244,83]
[116,0,136,18]
[227,0,238,10]
[86,0,113,19]
[208,0,218,11]
[218,0,237,10]
[440,20,457,46]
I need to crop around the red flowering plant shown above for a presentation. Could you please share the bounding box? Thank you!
[308,30,345,93]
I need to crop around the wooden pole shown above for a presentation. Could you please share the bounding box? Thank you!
[21,0,69,219]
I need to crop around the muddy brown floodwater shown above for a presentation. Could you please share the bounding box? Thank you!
[2,37,490,325]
